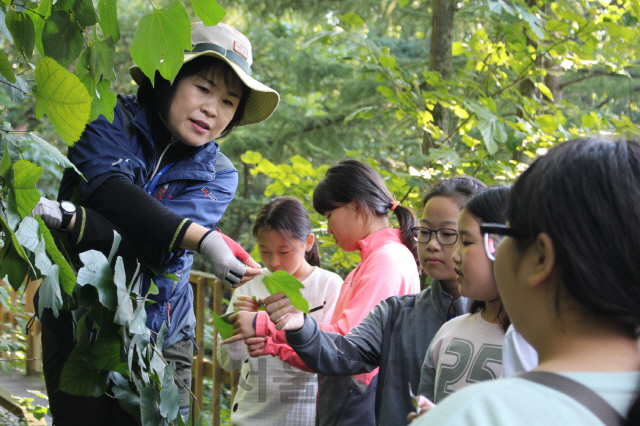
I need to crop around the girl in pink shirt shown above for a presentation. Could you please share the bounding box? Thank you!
[223,159,420,426]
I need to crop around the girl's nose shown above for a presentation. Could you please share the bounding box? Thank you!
[426,237,441,251]
[452,247,462,265]
[201,99,218,116]
[271,254,281,267]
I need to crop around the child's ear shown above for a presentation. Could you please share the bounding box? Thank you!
[527,232,556,288]
[305,233,315,251]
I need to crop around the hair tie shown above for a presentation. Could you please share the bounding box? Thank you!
[390,196,401,212]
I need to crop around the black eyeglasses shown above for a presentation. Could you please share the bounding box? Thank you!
[480,223,528,261]
[411,227,458,245]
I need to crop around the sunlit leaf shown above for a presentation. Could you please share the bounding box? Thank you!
[35,57,92,145]
[262,270,309,313]
[13,159,43,219]
[25,0,52,56]
[129,1,191,86]
[340,13,365,28]
[192,0,226,26]
[240,150,262,165]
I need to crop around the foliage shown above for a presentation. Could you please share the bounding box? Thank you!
[262,270,309,313]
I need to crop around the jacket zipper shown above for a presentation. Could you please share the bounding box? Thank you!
[148,139,175,185]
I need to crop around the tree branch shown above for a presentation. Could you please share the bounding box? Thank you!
[0,79,29,95]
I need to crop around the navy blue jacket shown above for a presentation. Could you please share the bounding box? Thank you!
[68,94,238,349]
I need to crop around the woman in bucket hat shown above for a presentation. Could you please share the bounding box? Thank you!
[33,22,279,425]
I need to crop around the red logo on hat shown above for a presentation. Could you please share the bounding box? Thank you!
[234,41,249,60]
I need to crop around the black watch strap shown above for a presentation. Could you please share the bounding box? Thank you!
[59,201,76,231]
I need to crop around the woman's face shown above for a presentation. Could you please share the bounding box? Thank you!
[417,196,461,282]
[452,209,499,302]
[166,69,241,146]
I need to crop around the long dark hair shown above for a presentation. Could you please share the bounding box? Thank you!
[504,138,640,424]
[463,186,511,332]
[252,196,320,267]
[137,56,251,139]
[422,176,486,209]
[313,159,418,264]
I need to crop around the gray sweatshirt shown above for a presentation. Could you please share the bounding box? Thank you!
[286,281,469,426]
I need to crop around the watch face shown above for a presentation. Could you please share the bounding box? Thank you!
[60,201,76,213]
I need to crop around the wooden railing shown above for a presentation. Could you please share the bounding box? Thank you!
[0,272,238,426]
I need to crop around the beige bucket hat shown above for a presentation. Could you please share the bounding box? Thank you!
[130,22,280,126]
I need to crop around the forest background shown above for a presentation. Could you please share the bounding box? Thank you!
[0,0,639,423]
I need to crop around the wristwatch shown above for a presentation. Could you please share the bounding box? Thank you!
[59,201,76,231]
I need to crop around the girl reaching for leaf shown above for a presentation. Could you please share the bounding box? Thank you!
[223,159,421,426]
[216,196,342,426]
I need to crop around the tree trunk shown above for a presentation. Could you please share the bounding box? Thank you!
[423,0,456,156]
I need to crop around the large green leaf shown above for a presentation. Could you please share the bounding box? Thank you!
[112,386,141,421]
[89,79,117,123]
[76,250,117,309]
[262,270,309,313]
[59,345,109,397]
[159,362,179,420]
[35,216,76,295]
[212,312,234,340]
[91,335,128,374]
[72,0,98,27]
[97,0,119,43]
[192,0,226,26]
[129,1,191,86]
[35,57,92,145]
[42,11,83,67]
[5,10,35,59]
[12,159,42,219]
[140,386,163,426]
[156,322,169,350]
[0,51,15,83]
[81,37,115,86]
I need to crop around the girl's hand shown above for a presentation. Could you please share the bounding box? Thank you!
[245,337,266,357]
[406,396,435,423]
[220,311,257,344]
[264,293,305,331]
[233,295,262,312]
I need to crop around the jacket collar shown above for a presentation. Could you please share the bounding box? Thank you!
[429,279,470,320]
[357,228,403,261]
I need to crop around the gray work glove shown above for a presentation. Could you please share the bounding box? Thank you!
[30,197,62,230]
[198,230,247,287]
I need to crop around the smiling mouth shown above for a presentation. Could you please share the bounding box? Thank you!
[191,119,211,130]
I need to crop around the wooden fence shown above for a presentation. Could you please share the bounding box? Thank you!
[0,272,238,426]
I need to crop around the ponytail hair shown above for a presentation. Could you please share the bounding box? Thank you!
[463,186,511,332]
[252,196,320,267]
[313,159,418,265]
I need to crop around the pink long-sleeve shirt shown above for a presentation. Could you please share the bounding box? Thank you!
[255,227,420,385]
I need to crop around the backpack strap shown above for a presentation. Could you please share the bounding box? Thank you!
[520,371,624,426]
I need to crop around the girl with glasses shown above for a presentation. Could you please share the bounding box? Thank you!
[416,186,510,409]
[413,138,640,426]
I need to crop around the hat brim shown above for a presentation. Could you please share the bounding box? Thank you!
[130,51,280,126]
